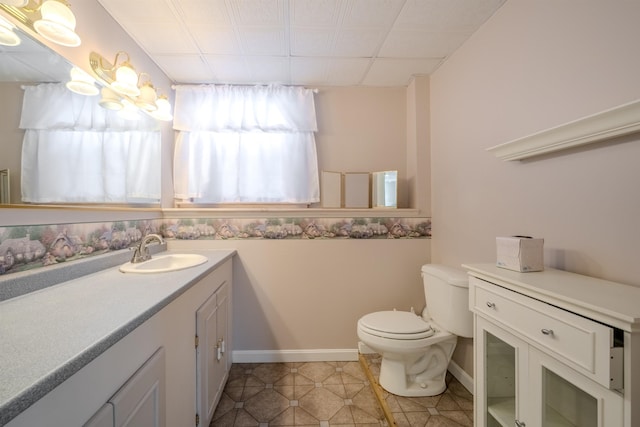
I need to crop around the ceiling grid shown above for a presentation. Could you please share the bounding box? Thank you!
[92,0,506,87]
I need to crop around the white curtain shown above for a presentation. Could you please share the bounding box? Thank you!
[20,83,161,204]
[173,84,319,204]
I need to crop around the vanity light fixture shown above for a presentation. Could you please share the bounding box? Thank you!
[117,99,141,121]
[135,74,158,112]
[90,50,173,122]
[0,1,29,7]
[0,0,80,47]
[150,94,173,121]
[90,51,141,97]
[65,66,99,96]
[98,86,123,111]
[32,0,80,47]
[0,14,20,46]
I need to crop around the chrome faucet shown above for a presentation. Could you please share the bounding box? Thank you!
[130,233,164,263]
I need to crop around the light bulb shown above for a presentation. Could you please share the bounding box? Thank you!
[66,67,99,96]
[98,87,123,111]
[33,0,81,47]
[0,16,20,46]
[111,62,140,97]
[135,83,158,111]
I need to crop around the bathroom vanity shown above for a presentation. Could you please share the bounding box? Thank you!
[464,264,640,427]
[0,249,235,427]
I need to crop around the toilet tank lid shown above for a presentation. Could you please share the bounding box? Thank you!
[421,264,469,288]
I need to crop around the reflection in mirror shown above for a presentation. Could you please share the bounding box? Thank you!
[0,19,161,207]
[0,20,71,205]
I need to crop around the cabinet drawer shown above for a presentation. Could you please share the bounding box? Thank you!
[471,277,622,389]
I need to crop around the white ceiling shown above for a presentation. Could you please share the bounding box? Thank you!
[97,0,506,87]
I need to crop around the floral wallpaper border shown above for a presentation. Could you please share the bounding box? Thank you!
[0,216,430,276]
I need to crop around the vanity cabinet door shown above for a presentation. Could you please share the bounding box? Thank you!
[110,347,166,427]
[196,281,230,427]
[83,403,114,427]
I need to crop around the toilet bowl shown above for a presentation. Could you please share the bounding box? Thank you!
[357,264,472,397]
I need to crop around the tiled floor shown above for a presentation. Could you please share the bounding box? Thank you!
[210,356,473,427]
[211,360,384,426]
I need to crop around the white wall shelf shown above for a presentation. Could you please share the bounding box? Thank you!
[487,99,640,161]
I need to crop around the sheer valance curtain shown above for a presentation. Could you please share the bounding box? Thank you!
[20,83,161,204]
[173,84,320,204]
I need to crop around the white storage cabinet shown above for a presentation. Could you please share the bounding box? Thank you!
[465,264,640,427]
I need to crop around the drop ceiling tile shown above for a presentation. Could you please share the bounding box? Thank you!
[291,28,335,56]
[290,57,329,85]
[229,0,286,26]
[326,58,371,85]
[239,27,287,56]
[203,55,252,83]
[172,0,232,25]
[291,0,344,27]
[246,56,290,84]
[341,0,404,28]
[152,55,214,83]
[363,58,442,86]
[189,25,241,55]
[333,29,386,57]
[379,30,471,58]
[0,53,67,82]
[291,57,370,86]
[98,0,178,23]
[127,22,200,55]
[394,0,505,32]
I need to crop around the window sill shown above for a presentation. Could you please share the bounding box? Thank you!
[161,207,423,219]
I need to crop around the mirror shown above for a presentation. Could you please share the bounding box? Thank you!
[0,21,71,205]
[0,14,160,208]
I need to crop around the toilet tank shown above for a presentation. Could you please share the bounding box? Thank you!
[421,264,473,338]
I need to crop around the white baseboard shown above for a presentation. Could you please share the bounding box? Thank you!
[231,348,473,396]
[448,359,473,395]
[232,349,359,363]
[358,341,375,354]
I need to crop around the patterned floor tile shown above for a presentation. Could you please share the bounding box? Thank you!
[210,357,473,427]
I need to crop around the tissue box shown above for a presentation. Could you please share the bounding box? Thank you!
[496,236,544,272]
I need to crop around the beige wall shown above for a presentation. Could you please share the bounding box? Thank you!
[406,76,431,214]
[430,0,640,375]
[170,238,430,352]
[314,86,409,208]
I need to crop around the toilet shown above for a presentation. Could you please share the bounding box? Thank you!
[357,264,473,397]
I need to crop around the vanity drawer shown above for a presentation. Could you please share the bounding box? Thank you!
[471,277,622,389]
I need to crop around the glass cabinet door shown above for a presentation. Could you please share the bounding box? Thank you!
[476,317,529,427]
[529,348,624,427]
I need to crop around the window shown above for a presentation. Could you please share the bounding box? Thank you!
[172,85,319,205]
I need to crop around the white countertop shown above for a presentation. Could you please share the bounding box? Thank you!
[0,249,235,426]
[463,263,640,332]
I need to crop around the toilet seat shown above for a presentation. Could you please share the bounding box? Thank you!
[358,311,435,340]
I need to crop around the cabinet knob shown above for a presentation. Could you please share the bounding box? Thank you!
[541,328,554,336]
[486,302,496,309]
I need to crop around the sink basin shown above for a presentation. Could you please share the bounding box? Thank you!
[120,253,208,274]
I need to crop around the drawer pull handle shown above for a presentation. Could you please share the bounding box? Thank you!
[486,302,496,309]
[541,328,554,336]
[515,421,526,427]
